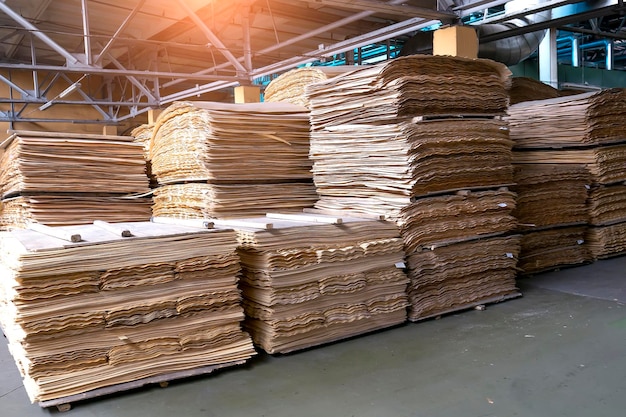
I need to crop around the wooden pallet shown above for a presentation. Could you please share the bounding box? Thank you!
[38,360,246,412]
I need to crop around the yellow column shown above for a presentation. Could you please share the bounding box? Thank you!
[234,85,261,103]
[147,109,163,125]
[433,26,479,59]
[102,125,118,135]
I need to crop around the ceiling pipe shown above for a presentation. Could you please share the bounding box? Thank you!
[476,0,551,65]
[402,0,551,66]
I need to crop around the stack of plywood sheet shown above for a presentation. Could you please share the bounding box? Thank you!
[233,214,408,354]
[508,89,626,260]
[511,164,592,274]
[0,221,255,404]
[264,66,355,108]
[307,55,520,321]
[149,101,317,219]
[0,131,152,229]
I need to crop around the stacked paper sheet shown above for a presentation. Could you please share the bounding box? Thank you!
[587,185,626,226]
[0,222,255,403]
[307,55,519,320]
[512,145,626,185]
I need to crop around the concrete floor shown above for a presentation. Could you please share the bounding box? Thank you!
[2,257,625,416]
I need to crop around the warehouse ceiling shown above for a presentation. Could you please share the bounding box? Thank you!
[0,0,624,124]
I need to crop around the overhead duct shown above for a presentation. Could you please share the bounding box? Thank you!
[401,0,550,66]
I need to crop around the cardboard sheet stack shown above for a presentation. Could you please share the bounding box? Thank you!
[235,214,408,354]
[512,164,592,274]
[508,89,626,260]
[149,101,318,219]
[0,131,152,229]
[0,222,255,403]
[307,55,520,321]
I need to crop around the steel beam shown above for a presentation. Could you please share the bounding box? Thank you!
[473,0,586,25]
[250,17,437,78]
[163,0,417,88]
[305,0,458,20]
[0,1,81,65]
[0,63,242,82]
[96,0,147,64]
[106,55,158,103]
[3,0,53,59]
[176,0,248,75]
[479,4,624,42]
[0,74,34,98]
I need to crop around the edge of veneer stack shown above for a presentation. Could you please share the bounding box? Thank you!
[229,213,409,354]
[0,221,255,404]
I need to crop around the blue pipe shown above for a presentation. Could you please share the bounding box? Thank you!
[579,39,613,70]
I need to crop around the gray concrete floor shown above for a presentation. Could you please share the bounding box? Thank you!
[2,257,625,416]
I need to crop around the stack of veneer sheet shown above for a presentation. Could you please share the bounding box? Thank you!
[508,77,560,105]
[131,123,157,187]
[400,190,520,320]
[511,164,592,274]
[508,89,626,148]
[517,226,590,273]
[0,195,153,229]
[149,101,317,219]
[586,184,626,259]
[307,55,511,129]
[307,55,520,321]
[264,66,355,108]
[508,89,626,260]
[399,189,518,254]
[406,235,521,320]
[0,221,255,403]
[234,214,408,354]
[0,131,152,229]
[310,118,514,219]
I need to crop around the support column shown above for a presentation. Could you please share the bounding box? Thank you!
[103,125,117,135]
[147,108,162,124]
[539,27,558,88]
[234,85,260,103]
